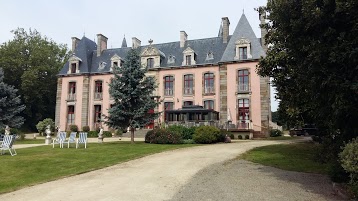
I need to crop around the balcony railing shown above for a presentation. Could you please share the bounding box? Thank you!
[164,88,174,96]
[94,92,103,100]
[237,84,249,92]
[184,87,193,95]
[204,86,214,94]
[237,121,251,129]
[67,93,76,101]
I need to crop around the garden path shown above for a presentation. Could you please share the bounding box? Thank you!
[0,139,342,201]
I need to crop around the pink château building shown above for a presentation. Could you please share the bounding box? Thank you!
[55,13,271,137]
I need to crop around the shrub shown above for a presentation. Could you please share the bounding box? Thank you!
[103,131,112,137]
[238,135,243,140]
[193,126,220,144]
[82,126,90,132]
[230,134,235,139]
[216,130,226,143]
[270,129,283,137]
[145,129,182,144]
[340,137,358,197]
[167,125,196,140]
[36,118,55,135]
[245,135,250,140]
[69,125,78,132]
[145,130,154,143]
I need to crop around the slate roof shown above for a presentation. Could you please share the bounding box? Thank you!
[221,14,265,62]
[59,14,264,76]
[59,36,97,75]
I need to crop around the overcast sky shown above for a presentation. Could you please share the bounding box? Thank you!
[0,0,278,111]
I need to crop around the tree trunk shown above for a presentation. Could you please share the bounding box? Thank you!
[131,127,135,144]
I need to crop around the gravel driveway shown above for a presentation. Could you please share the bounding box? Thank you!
[0,140,343,201]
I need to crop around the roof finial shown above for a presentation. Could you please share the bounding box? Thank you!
[148,39,153,45]
[121,35,128,48]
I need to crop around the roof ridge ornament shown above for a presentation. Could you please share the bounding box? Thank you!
[148,39,153,46]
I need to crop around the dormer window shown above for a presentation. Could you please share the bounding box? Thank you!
[70,63,76,73]
[206,51,214,61]
[98,61,107,70]
[234,37,252,60]
[182,47,196,66]
[239,47,247,59]
[67,54,82,74]
[111,54,122,71]
[140,40,165,69]
[147,58,154,68]
[167,54,176,65]
[185,55,191,65]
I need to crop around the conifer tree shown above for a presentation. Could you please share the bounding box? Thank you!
[0,68,25,129]
[104,49,160,143]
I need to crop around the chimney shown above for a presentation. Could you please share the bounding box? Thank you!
[97,34,108,57]
[132,37,141,49]
[180,31,187,48]
[71,37,80,52]
[259,11,268,53]
[222,17,230,43]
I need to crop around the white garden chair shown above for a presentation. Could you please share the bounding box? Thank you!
[52,132,66,148]
[76,132,87,149]
[63,132,76,148]
[0,135,17,156]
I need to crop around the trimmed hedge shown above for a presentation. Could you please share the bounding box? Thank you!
[145,129,182,144]
[193,126,222,144]
[82,126,90,132]
[86,131,112,137]
[69,125,78,132]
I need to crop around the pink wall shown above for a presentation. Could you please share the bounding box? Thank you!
[226,62,261,131]
[158,66,220,114]
[88,74,114,131]
[59,76,84,132]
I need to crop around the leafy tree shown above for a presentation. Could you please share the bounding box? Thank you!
[0,28,69,130]
[0,68,25,129]
[104,49,160,143]
[271,111,279,124]
[257,1,358,143]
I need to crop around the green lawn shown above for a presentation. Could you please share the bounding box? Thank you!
[0,142,196,194]
[264,136,301,140]
[241,142,329,174]
[14,139,45,144]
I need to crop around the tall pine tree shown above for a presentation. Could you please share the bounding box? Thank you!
[104,49,160,143]
[0,68,25,129]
